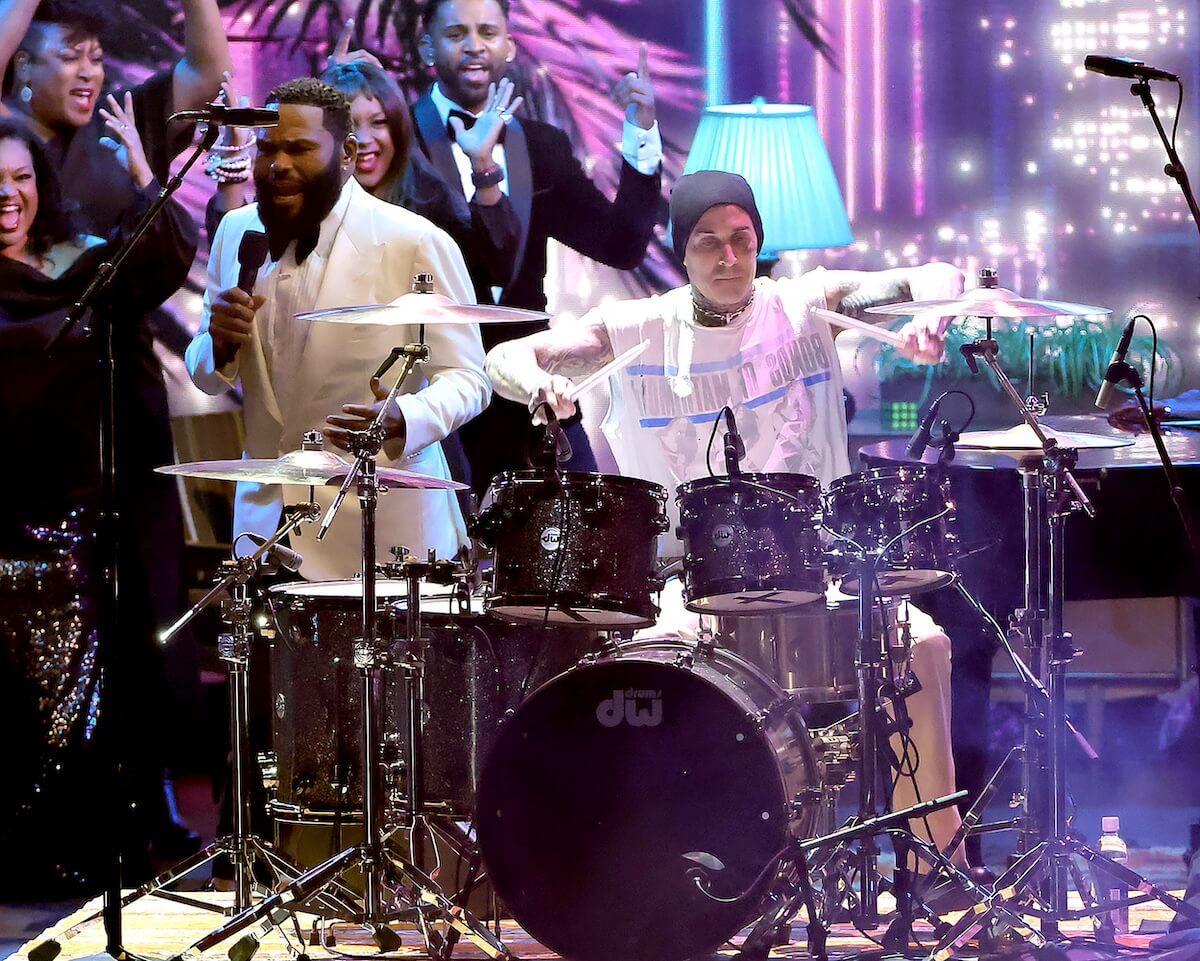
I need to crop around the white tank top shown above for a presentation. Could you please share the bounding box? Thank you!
[594,271,853,555]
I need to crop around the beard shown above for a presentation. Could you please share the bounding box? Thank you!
[256,154,345,256]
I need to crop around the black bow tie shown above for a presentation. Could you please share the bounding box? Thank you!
[447,108,506,144]
[268,227,320,266]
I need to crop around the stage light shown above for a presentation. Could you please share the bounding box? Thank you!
[683,98,853,263]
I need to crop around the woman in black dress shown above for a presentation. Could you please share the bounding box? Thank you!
[0,104,197,894]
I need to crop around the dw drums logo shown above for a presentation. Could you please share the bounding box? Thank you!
[711,524,735,548]
[540,526,561,551]
[596,689,663,728]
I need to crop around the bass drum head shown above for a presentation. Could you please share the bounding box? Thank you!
[477,648,810,961]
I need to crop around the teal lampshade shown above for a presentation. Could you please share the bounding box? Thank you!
[683,99,854,255]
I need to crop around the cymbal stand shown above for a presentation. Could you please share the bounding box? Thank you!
[26,504,363,961]
[955,330,1200,943]
[168,336,510,961]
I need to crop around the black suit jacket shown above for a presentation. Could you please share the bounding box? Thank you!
[412,89,662,346]
[412,89,662,493]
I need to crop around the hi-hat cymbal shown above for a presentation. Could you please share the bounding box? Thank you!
[297,292,549,326]
[957,423,1133,451]
[157,447,466,490]
[867,285,1110,319]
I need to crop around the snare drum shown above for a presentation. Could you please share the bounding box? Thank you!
[677,473,824,614]
[473,471,669,628]
[716,602,858,702]
[824,465,957,595]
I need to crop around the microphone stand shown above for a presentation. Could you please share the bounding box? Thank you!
[1106,359,1200,598]
[40,123,219,958]
[1126,79,1200,253]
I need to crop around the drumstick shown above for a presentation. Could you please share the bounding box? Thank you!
[565,339,651,401]
[812,307,905,346]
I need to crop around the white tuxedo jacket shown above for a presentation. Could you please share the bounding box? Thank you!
[185,179,490,581]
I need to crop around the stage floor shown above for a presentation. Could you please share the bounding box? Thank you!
[9,889,1183,961]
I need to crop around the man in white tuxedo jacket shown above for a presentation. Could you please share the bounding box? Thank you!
[186,78,489,580]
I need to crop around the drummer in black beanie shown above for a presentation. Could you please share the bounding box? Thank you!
[484,169,972,882]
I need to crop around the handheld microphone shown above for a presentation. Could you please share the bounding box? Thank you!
[243,533,304,573]
[1094,317,1137,409]
[906,397,943,460]
[170,104,281,127]
[722,407,744,476]
[1084,55,1179,84]
[237,231,269,296]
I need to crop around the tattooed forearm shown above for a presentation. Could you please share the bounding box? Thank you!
[830,269,914,319]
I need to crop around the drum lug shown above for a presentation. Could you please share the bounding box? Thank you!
[755,693,801,730]
[790,787,824,818]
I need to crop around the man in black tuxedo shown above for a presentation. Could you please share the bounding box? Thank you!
[411,0,662,495]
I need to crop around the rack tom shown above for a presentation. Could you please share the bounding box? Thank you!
[824,465,957,595]
[473,471,669,628]
[677,473,824,614]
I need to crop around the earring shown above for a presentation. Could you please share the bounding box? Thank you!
[19,83,32,103]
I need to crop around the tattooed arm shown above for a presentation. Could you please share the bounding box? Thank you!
[484,315,617,425]
[823,262,965,365]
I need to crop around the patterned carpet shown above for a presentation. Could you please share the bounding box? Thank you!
[8,886,1186,961]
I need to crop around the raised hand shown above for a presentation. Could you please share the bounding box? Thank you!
[326,18,383,71]
[612,42,655,129]
[98,92,153,189]
[450,77,524,165]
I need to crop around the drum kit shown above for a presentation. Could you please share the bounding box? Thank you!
[32,270,1200,961]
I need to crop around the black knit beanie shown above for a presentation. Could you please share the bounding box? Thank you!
[669,170,765,264]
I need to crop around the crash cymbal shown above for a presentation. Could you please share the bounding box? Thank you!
[157,447,466,490]
[866,285,1110,319]
[297,292,549,326]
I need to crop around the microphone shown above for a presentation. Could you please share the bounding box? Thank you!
[170,104,281,127]
[722,407,744,476]
[1094,317,1137,409]
[906,397,944,460]
[534,403,572,465]
[1084,55,1179,83]
[237,230,269,296]
[243,532,304,573]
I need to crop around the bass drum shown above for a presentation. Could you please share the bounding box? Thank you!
[476,639,821,961]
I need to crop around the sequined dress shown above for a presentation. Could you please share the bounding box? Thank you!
[0,182,196,894]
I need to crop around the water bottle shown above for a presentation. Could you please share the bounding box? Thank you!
[1098,816,1130,934]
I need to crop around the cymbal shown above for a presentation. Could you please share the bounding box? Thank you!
[866,285,1110,319]
[860,416,1200,471]
[157,447,467,490]
[957,424,1132,451]
[297,292,549,326]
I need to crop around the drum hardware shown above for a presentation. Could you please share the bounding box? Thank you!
[914,291,1200,952]
[735,791,973,961]
[166,312,511,960]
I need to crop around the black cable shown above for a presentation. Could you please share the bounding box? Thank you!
[705,406,726,477]
[1147,317,1158,411]
[1172,80,1184,153]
